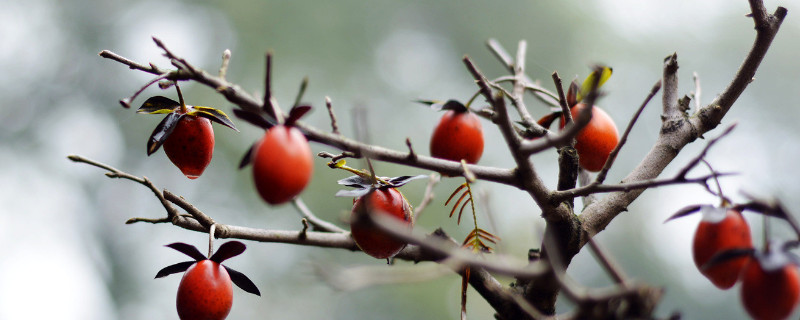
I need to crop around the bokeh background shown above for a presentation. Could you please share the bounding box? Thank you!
[2,0,800,319]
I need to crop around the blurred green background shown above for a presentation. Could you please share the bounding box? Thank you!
[2,0,800,319]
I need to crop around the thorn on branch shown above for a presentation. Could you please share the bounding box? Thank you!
[300,218,309,240]
[405,138,417,160]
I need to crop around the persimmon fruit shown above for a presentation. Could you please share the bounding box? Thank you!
[740,250,800,320]
[156,241,260,320]
[251,125,313,205]
[558,103,619,172]
[430,105,484,165]
[163,115,215,179]
[350,188,413,259]
[692,208,753,289]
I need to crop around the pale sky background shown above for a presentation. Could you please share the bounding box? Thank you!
[1,0,800,319]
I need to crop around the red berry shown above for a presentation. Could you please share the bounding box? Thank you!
[252,125,313,205]
[559,103,619,172]
[163,115,215,179]
[350,188,413,259]
[430,110,484,164]
[176,260,233,320]
[741,253,800,320]
[692,208,753,289]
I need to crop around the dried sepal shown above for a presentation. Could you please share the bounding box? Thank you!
[224,265,261,296]
[146,112,184,156]
[165,242,207,261]
[664,204,706,223]
[238,142,256,169]
[155,261,195,279]
[190,106,238,131]
[137,96,180,114]
[209,241,246,264]
[232,108,274,129]
[284,104,312,127]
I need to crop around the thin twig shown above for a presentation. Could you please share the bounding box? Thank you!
[594,79,662,184]
[325,96,340,134]
[120,72,171,108]
[67,155,178,219]
[587,237,628,286]
[552,72,573,125]
[413,173,440,221]
[292,198,347,233]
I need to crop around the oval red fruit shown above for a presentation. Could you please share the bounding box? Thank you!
[350,188,413,259]
[252,125,313,205]
[163,115,215,179]
[176,260,233,320]
[692,208,753,289]
[430,110,484,164]
[559,104,619,172]
[741,257,800,320]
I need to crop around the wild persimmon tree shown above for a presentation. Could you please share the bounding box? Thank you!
[70,0,798,319]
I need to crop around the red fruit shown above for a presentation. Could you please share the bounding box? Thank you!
[693,208,753,289]
[163,115,215,179]
[176,260,233,320]
[252,125,313,205]
[350,188,413,259]
[741,253,800,320]
[430,110,484,164]
[559,103,619,172]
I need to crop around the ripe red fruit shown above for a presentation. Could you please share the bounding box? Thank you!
[350,188,413,259]
[139,96,238,180]
[741,251,800,320]
[692,208,753,289]
[176,260,233,320]
[252,125,313,205]
[430,109,484,164]
[163,115,215,179]
[559,103,619,172]
[156,242,260,320]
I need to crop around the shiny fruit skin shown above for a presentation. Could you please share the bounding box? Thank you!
[692,209,753,289]
[176,260,233,320]
[350,188,413,259]
[163,115,215,179]
[741,260,800,320]
[559,104,619,172]
[430,110,484,164]
[252,125,313,205]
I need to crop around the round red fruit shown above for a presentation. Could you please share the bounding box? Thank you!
[559,104,619,172]
[176,260,233,320]
[741,254,800,320]
[252,125,313,205]
[430,110,484,164]
[163,115,215,179]
[692,208,753,289]
[350,188,413,259]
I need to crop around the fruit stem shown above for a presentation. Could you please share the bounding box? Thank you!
[702,159,729,206]
[208,223,217,257]
[175,82,188,114]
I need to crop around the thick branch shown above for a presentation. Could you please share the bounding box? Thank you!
[580,2,786,241]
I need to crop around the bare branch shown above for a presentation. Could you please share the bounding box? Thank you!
[68,155,179,219]
[292,198,347,233]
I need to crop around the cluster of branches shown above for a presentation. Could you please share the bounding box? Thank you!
[75,0,786,318]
